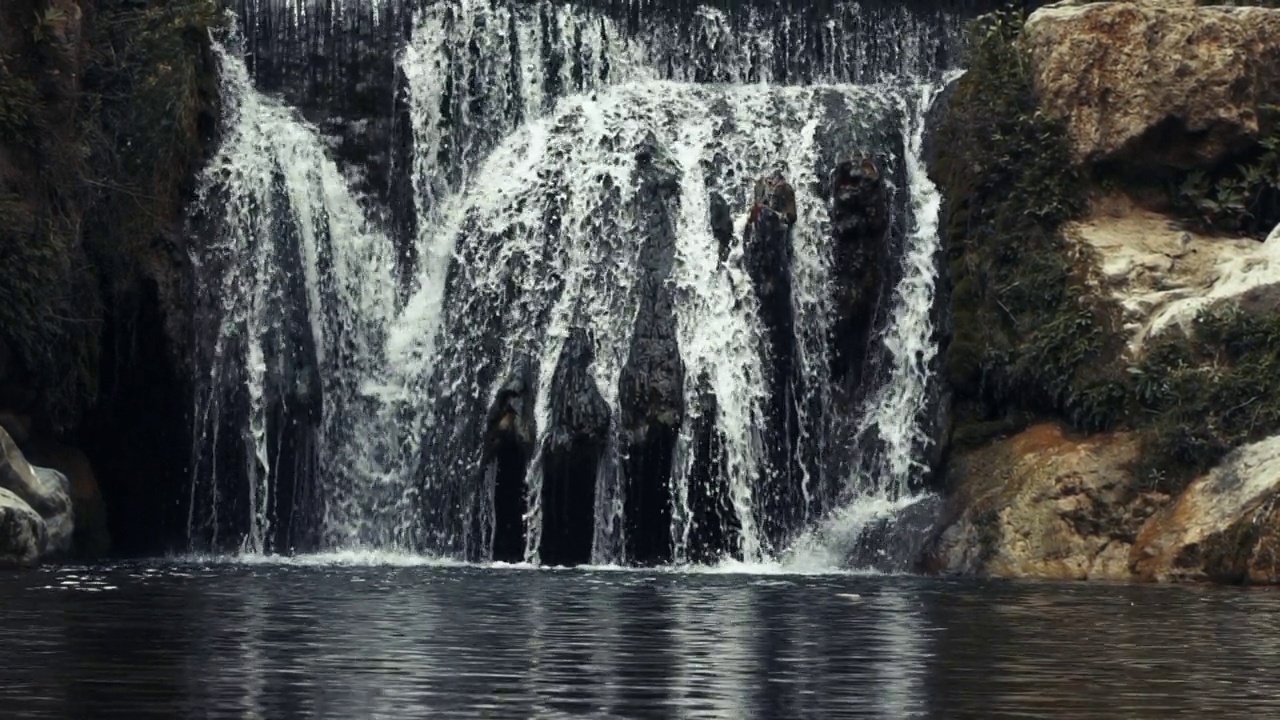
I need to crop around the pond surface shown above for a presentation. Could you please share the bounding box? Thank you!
[0,556,1276,718]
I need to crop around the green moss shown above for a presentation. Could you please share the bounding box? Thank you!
[936,10,1125,435]
[1132,305,1280,493]
[0,0,220,431]
[80,0,221,297]
[0,54,39,140]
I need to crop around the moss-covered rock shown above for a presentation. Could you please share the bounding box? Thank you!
[932,10,1127,442]
[929,7,1280,583]
[0,0,220,433]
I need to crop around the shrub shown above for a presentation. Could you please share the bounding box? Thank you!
[934,10,1126,435]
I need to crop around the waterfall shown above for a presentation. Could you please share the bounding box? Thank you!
[189,0,970,567]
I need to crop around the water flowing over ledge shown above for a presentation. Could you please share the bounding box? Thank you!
[188,0,963,569]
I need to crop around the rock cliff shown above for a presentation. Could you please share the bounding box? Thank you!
[0,0,221,561]
[928,2,1280,584]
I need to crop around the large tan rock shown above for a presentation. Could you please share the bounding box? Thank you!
[1131,435,1280,583]
[925,424,1168,580]
[1025,1,1280,170]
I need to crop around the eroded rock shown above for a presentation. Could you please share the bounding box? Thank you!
[925,423,1168,580]
[1131,434,1280,583]
[0,427,71,527]
[1025,1,1280,171]
[541,328,611,566]
[619,135,684,565]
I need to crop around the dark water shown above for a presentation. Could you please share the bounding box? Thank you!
[1,559,1277,719]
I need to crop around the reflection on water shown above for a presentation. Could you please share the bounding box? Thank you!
[1,562,1278,718]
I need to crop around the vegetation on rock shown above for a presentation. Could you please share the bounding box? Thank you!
[936,9,1280,495]
[933,10,1126,448]
[1173,111,1280,237]
[0,0,220,431]
[1132,305,1280,492]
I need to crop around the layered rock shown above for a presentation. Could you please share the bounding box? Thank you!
[1025,1,1280,171]
[1131,435,1280,583]
[925,424,1168,581]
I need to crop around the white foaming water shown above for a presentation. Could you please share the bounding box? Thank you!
[849,81,950,500]
[191,40,399,552]
[193,1,962,570]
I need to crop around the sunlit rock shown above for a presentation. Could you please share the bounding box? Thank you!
[1131,434,1280,583]
[1025,0,1280,171]
[924,423,1168,581]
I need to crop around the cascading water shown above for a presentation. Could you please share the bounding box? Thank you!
[190,0,970,567]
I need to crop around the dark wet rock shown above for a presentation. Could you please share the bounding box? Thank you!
[710,192,735,263]
[829,157,890,387]
[845,494,945,573]
[619,133,683,565]
[685,378,742,563]
[542,328,610,566]
[485,355,536,562]
[744,172,800,552]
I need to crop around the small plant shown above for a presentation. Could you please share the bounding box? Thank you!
[936,10,1123,435]
[31,7,70,44]
[1174,106,1280,236]
[1132,304,1280,493]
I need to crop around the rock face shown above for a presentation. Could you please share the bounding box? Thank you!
[541,328,611,566]
[744,173,802,549]
[829,157,890,386]
[0,427,73,564]
[0,488,46,568]
[1068,199,1271,351]
[1025,1,1280,170]
[1131,435,1280,583]
[925,424,1168,580]
[619,136,684,565]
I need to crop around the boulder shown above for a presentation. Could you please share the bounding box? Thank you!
[32,467,72,556]
[0,487,46,568]
[1024,1,1280,171]
[0,427,72,527]
[924,423,1168,580]
[25,438,111,558]
[1131,434,1280,583]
